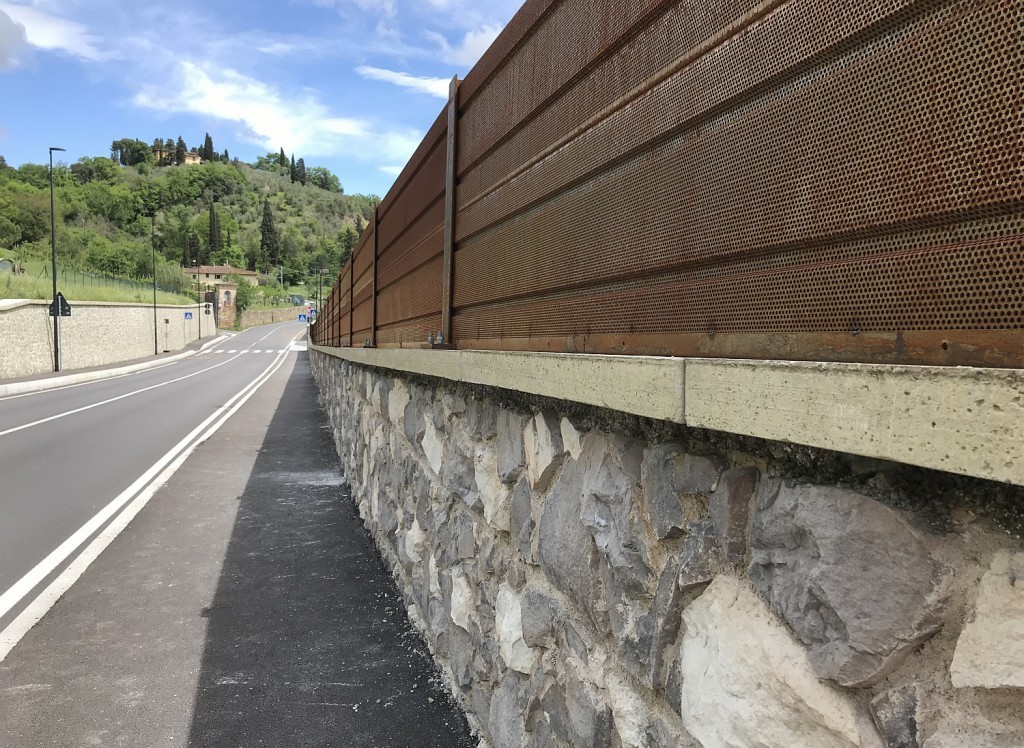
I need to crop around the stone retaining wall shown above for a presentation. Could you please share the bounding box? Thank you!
[235,307,304,330]
[311,351,1024,748]
[0,300,213,379]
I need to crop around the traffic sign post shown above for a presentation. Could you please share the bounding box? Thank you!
[47,292,71,317]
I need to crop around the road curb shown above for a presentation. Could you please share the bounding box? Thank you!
[0,334,233,398]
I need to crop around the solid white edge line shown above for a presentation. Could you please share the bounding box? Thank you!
[0,331,302,661]
[0,334,233,400]
[0,350,250,439]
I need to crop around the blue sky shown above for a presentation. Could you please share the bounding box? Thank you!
[0,0,522,196]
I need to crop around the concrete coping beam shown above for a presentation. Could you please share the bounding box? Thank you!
[310,344,1023,487]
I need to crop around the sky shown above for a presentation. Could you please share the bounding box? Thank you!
[0,0,522,196]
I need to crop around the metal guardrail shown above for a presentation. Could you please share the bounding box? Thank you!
[311,0,1023,368]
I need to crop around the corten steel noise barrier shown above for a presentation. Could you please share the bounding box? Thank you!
[311,0,1023,368]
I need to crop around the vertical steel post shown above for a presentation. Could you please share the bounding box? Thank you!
[440,76,460,347]
[152,214,159,355]
[368,207,378,347]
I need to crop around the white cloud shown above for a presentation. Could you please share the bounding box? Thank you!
[0,8,28,69]
[356,65,449,99]
[134,61,368,154]
[0,1,112,62]
[131,59,424,181]
[425,23,502,67]
[378,165,403,175]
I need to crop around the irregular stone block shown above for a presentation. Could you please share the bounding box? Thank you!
[510,476,534,559]
[641,444,688,540]
[497,410,529,484]
[497,584,541,674]
[543,674,614,748]
[675,454,725,493]
[387,378,410,426]
[748,483,947,687]
[521,586,563,648]
[678,520,718,592]
[870,685,919,748]
[710,467,758,562]
[524,411,565,491]
[421,417,444,475]
[467,398,498,440]
[950,550,1024,689]
[538,459,604,630]
[579,432,652,595]
[450,510,476,562]
[680,576,884,748]
[403,394,426,444]
[476,446,512,532]
[450,567,475,632]
[560,417,584,460]
[490,672,530,748]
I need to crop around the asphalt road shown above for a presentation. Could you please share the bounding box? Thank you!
[0,323,475,746]
[0,322,306,631]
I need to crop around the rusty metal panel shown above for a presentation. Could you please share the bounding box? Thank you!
[377,314,444,348]
[447,0,1023,366]
[378,132,447,260]
[313,0,1023,367]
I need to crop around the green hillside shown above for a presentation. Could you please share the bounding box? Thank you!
[0,139,376,304]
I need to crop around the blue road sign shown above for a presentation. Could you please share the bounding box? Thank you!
[185,311,193,320]
[298,313,307,322]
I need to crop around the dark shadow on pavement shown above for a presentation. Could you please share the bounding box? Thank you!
[187,353,475,747]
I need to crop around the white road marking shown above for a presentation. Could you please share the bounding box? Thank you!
[0,352,248,439]
[227,349,238,353]
[0,329,305,662]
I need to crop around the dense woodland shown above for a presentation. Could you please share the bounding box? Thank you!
[0,134,377,297]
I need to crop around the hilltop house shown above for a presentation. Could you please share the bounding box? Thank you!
[185,265,259,289]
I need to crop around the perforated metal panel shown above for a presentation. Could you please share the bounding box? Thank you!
[313,0,1023,367]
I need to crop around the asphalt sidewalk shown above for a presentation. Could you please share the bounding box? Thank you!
[0,351,476,747]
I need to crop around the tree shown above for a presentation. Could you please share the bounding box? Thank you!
[339,225,358,264]
[187,230,201,267]
[109,139,151,167]
[226,273,256,312]
[307,166,342,193]
[296,158,307,186]
[175,136,187,165]
[289,154,296,183]
[278,148,287,167]
[259,198,279,269]
[208,201,223,257]
[202,132,214,161]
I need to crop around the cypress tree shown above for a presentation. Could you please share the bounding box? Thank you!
[186,230,201,266]
[278,148,287,167]
[289,154,296,183]
[296,157,307,186]
[208,202,222,257]
[175,136,187,165]
[203,133,214,161]
[260,199,279,268]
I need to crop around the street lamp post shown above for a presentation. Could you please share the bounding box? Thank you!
[151,214,158,355]
[194,260,201,342]
[48,146,66,372]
